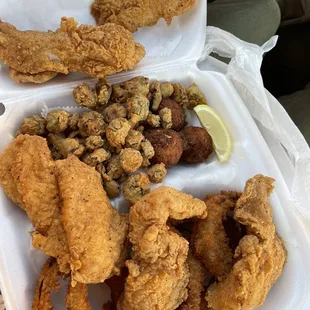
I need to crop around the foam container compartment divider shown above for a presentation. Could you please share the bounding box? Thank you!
[1,1,310,309]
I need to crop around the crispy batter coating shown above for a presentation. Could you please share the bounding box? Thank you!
[106,117,131,148]
[0,18,145,83]
[127,94,150,125]
[73,83,97,110]
[125,129,144,150]
[123,173,150,204]
[103,103,127,123]
[46,110,70,133]
[159,107,172,130]
[78,112,106,137]
[48,134,85,158]
[91,0,195,32]
[55,155,128,284]
[68,113,80,132]
[144,129,183,168]
[171,83,189,107]
[181,127,213,164]
[111,76,150,103]
[160,82,174,98]
[82,148,111,167]
[140,139,155,160]
[146,112,161,128]
[118,187,207,310]
[192,192,241,279]
[147,163,167,183]
[66,281,90,310]
[32,258,61,310]
[178,250,206,310]
[159,98,186,131]
[186,83,208,110]
[120,148,143,173]
[205,175,287,310]
[19,115,46,136]
[85,135,105,151]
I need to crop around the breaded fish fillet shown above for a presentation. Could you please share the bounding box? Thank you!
[0,17,145,83]
[118,187,207,310]
[91,0,195,32]
[55,155,128,284]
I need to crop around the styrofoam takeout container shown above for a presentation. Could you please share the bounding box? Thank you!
[1,1,310,309]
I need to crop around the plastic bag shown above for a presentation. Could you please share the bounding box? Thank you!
[198,26,310,219]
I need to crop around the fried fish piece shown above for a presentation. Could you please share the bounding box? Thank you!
[66,281,91,310]
[91,0,196,32]
[192,191,241,279]
[0,135,70,273]
[0,17,145,83]
[55,155,128,284]
[205,175,287,310]
[32,258,61,310]
[118,187,207,310]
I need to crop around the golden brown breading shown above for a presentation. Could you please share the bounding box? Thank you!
[118,187,207,310]
[205,175,287,310]
[192,192,241,279]
[66,281,91,310]
[32,258,61,310]
[55,155,128,284]
[0,18,145,83]
[179,250,206,310]
[91,0,196,32]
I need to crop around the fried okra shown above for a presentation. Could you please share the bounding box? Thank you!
[146,112,161,128]
[82,148,111,166]
[67,113,80,132]
[180,126,213,163]
[106,117,131,148]
[123,173,150,203]
[147,163,167,183]
[160,82,174,98]
[111,76,150,103]
[73,83,97,109]
[171,83,189,107]
[95,78,112,107]
[158,98,186,131]
[78,112,106,137]
[127,94,150,125]
[48,133,85,158]
[46,110,70,133]
[120,148,143,173]
[159,108,172,130]
[106,155,125,180]
[186,83,208,109]
[85,136,104,151]
[103,180,120,198]
[125,129,144,150]
[19,115,46,136]
[150,80,162,111]
[103,103,127,123]
[141,139,155,160]
[144,129,183,168]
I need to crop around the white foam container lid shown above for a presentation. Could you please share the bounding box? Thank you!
[1,1,310,309]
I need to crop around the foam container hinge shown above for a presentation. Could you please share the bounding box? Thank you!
[1,1,310,309]
[0,0,206,102]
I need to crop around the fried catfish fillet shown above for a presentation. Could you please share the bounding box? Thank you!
[205,175,287,310]
[91,0,195,32]
[66,281,91,310]
[178,250,206,310]
[55,155,128,284]
[0,135,70,273]
[0,17,145,83]
[118,187,207,310]
[192,191,241,279]
[32,258,61,310]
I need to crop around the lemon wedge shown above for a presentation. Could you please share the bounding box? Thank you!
[194,105,232,162]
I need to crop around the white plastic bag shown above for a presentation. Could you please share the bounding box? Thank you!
[198,26,310,220]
